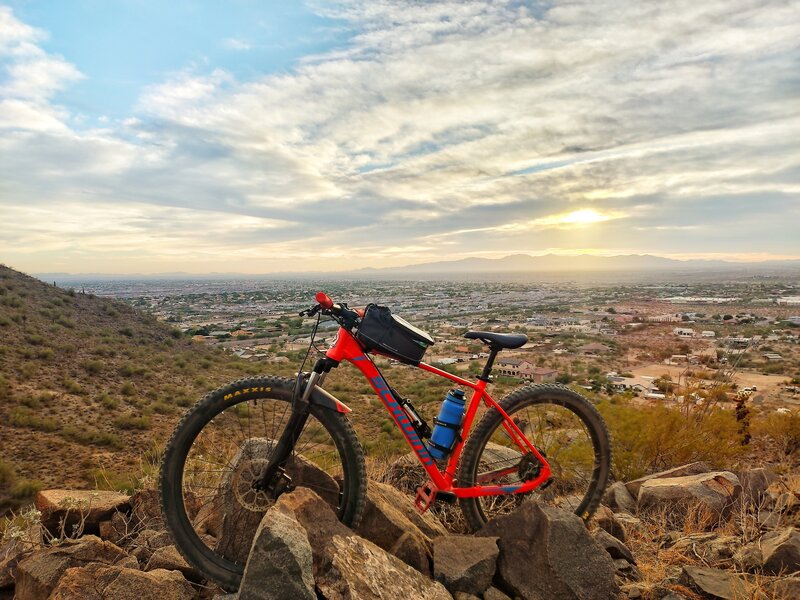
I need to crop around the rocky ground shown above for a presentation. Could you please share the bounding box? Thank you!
[1,461,799,600]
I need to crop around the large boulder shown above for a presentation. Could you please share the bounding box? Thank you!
[477,501,618,600]
[14,535,128,600]
[49,563,194,600]
[356,480,447,574]
[239,508,315,600]
[129,528,173,564]
[0,522,40,589]
[625,462,711,499]
[433,535,499,596]
[737,468,778,507]
[214,438,341,565]
[593,505,626,542]
[319,534,453,600]
[35,490,130,536]
[679,565,753,600]
[144,544,201,582]
[760,527,800,575]
[637,471,741,520]
[602,482,636,515]
[591,528,635,564]
[273,487,453,600]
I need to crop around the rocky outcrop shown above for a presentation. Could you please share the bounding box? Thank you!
[737,467,778,507]
[594,505,626,542]
[679,565,753,600]
[35,490,130,536]
[320,534,453,600]
[145,544,201,582]
[266,487,453,600]
[433,535,499,596]
[637,471,741,520]
[13,535,129,600]
[356,480,447,575]
[478,501,618,600]
[602,481,637,515]
[239,508,316,600]
[625,462,711,499]
[49,563,195,600]
[744,527,800,575]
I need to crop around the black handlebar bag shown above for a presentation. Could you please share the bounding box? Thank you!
[355,304,434,365]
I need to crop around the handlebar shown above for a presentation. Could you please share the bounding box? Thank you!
[315,291,333,309]
[300,291,363,327]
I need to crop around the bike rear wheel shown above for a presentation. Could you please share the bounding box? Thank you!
[458,384,611,531]
[159,376,366,591]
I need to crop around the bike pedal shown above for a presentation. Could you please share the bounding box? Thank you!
[414,482,438,514]
[539,477,554,491]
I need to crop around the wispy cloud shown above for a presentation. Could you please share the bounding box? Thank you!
[1,1,798,273]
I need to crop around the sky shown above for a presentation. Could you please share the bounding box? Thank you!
[0,0,799,274]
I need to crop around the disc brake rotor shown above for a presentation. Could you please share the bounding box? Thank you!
[231,458,273,512]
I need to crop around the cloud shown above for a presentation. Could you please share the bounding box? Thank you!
[1,1,799,272]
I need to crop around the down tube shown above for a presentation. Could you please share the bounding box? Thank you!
[348,355,448,489]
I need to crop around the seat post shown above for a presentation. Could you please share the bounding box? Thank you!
[479,345,500,382]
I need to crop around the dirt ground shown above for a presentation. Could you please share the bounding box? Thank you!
[630,363,793,402]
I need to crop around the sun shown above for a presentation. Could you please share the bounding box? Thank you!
[559,209,609,225]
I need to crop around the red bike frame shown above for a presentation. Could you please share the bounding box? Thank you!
[325,325,552,499]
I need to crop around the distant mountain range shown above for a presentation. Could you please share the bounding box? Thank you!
[33,253,800,282]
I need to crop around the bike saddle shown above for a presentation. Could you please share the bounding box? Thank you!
[463,331,528,349]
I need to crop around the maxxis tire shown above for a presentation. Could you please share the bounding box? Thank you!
[159,376,366,592]
[457,383,611,532]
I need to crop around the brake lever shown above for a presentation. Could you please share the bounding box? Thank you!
[299,305,321,317]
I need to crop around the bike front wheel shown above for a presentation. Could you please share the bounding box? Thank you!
[458,384,611,531]
[159,376,366,591]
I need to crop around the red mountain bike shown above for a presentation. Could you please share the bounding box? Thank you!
[160,292,611,590]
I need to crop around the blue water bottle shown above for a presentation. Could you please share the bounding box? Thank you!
[428,389,466,460]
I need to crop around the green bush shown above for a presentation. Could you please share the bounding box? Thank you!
[82,359,103,374]
[10,407,60,432]
[98,393,118,410]
[597,400,742,481]
[60,426,124,449]
[113,414,151,430]
[120,382,136,396]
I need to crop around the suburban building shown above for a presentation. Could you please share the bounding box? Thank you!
[673,327,695,338]
[579,342,611,356]
[495,358,533,377]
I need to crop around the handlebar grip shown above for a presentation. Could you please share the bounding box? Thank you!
[315,291,334,309]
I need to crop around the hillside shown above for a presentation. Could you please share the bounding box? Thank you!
[0,265,277,511]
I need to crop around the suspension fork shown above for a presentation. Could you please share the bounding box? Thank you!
[254,371,320,494]
[255,359,334,494]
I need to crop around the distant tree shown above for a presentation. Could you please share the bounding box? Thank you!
[607,307,617,314]
[556,372,573,384]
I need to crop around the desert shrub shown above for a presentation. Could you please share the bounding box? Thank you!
[597,400,742,481]
[98,393,118,410]
[151,401,175,415]
[119,363,147,377]
[120,382,136,396]
[63,378,83,394]
[60,426,123,449]
[82,359,103,374]
[10,478,43,500]
[10,407,60,432]
[113,413,150,430]
[36,347,54,361]
[0,375,11,401]
[751,410,800,457]
[25,334,44,346]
